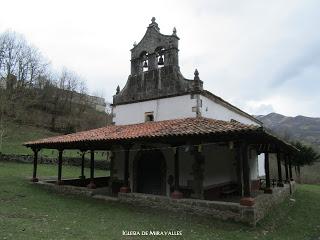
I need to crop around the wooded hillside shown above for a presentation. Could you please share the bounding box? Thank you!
[0,31,111,153]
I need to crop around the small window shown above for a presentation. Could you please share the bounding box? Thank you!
[145,112,154,122]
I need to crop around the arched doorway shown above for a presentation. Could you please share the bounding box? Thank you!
[134,149,166,195]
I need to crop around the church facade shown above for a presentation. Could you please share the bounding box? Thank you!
[111,18,262,200]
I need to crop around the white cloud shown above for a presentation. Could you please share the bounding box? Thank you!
[0,0,319,116]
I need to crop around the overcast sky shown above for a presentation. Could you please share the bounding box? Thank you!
[1,0,319,117]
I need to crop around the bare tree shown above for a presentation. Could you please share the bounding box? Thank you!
[0,29,109,135]
[0,88,7,155]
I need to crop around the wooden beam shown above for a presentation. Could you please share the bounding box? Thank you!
[276,151,284,187]
[80,151,86,180]
[284,154,289,182]
[124,147,129,187]
[87,150,96,189]
[32,148,39,182]
[120,145,132,193]
[242,142,251,197]
[288,154,293,181]
[235,144,243,196]
[171,146,183,199]
[240,142,255,206]
[174,147,180,190]
[264,153,272,193]
[57,149,63,185]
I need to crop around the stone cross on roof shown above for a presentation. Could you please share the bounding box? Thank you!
[148,17,160,31]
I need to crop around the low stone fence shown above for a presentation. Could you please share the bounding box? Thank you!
[119,182,296,226]
[118,192,256,225]
[35,180,95,197]
[254,181,296,222]
[0,153,109,170]
[46,176,110,188]
[31,179,296,226]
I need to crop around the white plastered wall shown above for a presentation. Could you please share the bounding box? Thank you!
[203,144,237,187]
[200,95,260,126]
[179,144,237,188]
[113,95,197,125]
[112,143,259,195]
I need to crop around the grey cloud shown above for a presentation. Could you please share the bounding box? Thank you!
[270,46,320,88]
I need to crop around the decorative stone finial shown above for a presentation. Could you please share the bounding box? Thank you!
[133,41,137,47]
[194,69,200,81]
[193,69,202,91]
[116,85,120,94]
[172,27,177,36]
[148,17,160,31]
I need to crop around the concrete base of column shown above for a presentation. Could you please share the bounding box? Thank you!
[31,177,39,182]
[119,186,131,193]
[264,188,273,194]
[171,190,183,199]
[240,197,255,206]
[87,180,96,189]
[56,180,63,185]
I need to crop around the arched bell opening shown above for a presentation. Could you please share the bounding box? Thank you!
[139,51,149,72]
[155,47,165,68]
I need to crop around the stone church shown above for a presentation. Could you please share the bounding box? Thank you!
[111,17,261,198]
[25,18,296,225]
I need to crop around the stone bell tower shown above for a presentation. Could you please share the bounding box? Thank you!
[130,17,179,75]
[113,17,203,105]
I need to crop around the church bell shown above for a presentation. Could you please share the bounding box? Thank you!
[158,56,164,66]
[143,60,148,68]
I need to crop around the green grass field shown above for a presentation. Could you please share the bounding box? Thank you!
[0,162,319,240]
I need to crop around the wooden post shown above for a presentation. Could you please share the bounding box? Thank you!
[277,151,284,187]
[57,149,63,185]
[32,148,39,182]
[264,152,272,193]
[191,145,205,199]
[288,155,293,181]
[171,147,183,199]
[87,150,96,189]
[124,148,129,186]
[120,145,131,193]
[236,145,243,196]
[80,151,86,180]
[240,142,254,206]
[284,154,289,182]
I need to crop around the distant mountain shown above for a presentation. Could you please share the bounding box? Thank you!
[256,113,320,152]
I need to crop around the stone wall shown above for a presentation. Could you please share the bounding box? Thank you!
[254,182,296,222]
[35,181,94,197]
[0,153,109,170]
[118,182,296,226]
[30,178,296,226]
[118,192,256,225]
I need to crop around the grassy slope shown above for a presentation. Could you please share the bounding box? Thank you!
[0,162,320,240]
[1,121,106,159]
[1,121,57,155]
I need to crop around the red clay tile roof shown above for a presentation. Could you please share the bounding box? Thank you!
[24,117,261,147]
